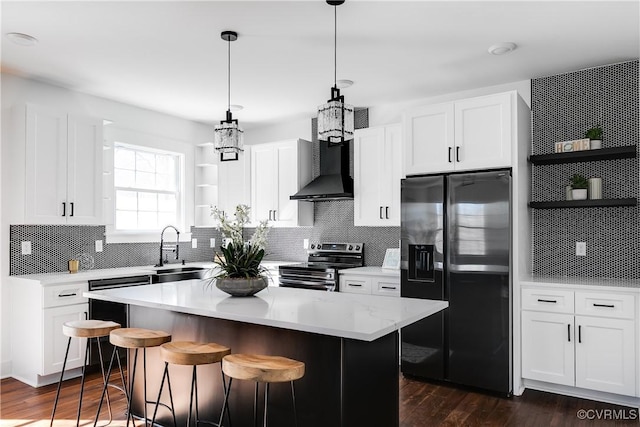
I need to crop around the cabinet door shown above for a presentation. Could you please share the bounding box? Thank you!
[575,316,636,396]
[521,311,575,386]
[25,105,68,224]
[404,103,454,175]
[273,142,300,226]
[218,149,249,217]
[340,276,371,294]
[381,125,402,226]
[354,127,384,226]
[42,304,88,375]
[454,93,512,171]
[251,144,277,223]
[66,114,103,224]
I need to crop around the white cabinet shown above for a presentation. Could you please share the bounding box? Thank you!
[521,286,637,398]
[250,139,313,227]
[403,92,513,175]
[194,143,218,227]
[218,149,250,218]
[10,278,89,387]
[24,104,103,224]
[353,124,402,226]
[339,267,400,297]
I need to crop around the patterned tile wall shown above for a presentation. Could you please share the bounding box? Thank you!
[10,107,399,273]
[531,60,639,279]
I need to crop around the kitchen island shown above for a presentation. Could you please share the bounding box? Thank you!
[85,280,447,427]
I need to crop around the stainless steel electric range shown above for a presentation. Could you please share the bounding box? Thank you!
[279,242,364,291]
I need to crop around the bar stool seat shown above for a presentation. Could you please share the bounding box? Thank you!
[51,320,121,427]
[220,354,305,427]
[94,327,171,427]
[152,341,232,427]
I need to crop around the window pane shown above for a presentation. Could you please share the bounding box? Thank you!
[138,192,158,212]
[136,171,156,189]
[156,155,175,175]
[158,212,176,227]
[116,210,138,229]
[156,173,174,191]
[158,194,177,212]
[116,190,137,210]
[114,169,135,188]
[136,151,156,173]
[138,211,158,229]
[114,148,135,169]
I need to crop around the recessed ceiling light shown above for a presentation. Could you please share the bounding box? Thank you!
[336,79,354,89]
[229,104,243,112]
[6,32,38,47]
[488,42,517,55]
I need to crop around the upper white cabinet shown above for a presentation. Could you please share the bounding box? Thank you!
[250,139,313,227]
[218,148,250,219]
[404,92,513,175]
[24,104,103,224]
[354,124,402,226]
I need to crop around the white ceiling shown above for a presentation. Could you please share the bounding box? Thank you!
[2,1,639,130]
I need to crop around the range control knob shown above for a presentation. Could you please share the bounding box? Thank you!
[348,245,353,251]
[355,245,361,251]
[317,244,322,250]
[310,244,315,249]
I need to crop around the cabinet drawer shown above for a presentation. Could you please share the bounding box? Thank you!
[575,292,635,319]
[43,282,88,308]
[372,279,400,297]
[341,278,371,295]
[522,288,574,313]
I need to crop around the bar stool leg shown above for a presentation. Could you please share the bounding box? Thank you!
[253,383,259,427]
[75,338,91,426]
[125,348,139,427]
[218,377,233,427]
[151,362,174,427]
[262,383,269,427]
[50,337,72,427]
[94,346,118,427]
[143,348,148,425]
[291,381,298,427]
[220,366,232,427]
[96,337,113,424]
[166,366,178,427]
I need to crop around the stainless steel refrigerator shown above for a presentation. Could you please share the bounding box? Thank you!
[400,170,512,395]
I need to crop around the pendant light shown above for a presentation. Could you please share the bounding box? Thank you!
[317,0,354,146]
[214,30,243,162]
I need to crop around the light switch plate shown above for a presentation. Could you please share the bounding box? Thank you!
[95,240,103,252]
[21,241,32,255]
[192,238,198,249]
[576,242,586,256]
[210,238,216,248]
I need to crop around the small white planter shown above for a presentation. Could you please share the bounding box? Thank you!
[571,188,588,200]
[590,139,602,149]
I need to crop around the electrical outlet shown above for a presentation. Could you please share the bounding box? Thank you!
[21,241,32,255]
[223,238,232,247]
[192,238,198,249]
[210,238,216,248]
[576,242,586,256]
[303,239,309,249]
[95,240,103,252]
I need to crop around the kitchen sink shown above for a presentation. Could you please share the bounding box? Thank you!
[150,266,208,283]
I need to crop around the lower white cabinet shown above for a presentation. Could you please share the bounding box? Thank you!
[339,267,400,297]
[521,285,637,398]
[10,278,89,387]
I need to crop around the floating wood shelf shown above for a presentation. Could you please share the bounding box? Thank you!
[528,145,637,165]
[529,198,637,209]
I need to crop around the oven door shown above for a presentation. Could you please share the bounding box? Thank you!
[279,267,337,291]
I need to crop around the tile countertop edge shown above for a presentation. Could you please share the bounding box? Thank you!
[520,276,640,291]
[84,282,448,342]
[9,260,297,286]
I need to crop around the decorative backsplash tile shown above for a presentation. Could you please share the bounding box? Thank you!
[531,60,639,279]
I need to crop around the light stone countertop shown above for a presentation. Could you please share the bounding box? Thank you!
[84,280,448,341]
[338,266,400,278]
[9,260,296,286]
[520,276,640,291]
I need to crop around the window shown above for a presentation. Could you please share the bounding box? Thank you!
[113,143,183,231]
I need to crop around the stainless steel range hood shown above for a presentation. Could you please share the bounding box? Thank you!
[290,141,353,201]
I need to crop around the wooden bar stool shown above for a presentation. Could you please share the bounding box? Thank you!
[94,327,171,427]
[50,319,121,427]
[150,341,232,427]
[219,354,305,427]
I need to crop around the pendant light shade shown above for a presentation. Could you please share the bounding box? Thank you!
[214,30,243,161]
[317,0,354,146]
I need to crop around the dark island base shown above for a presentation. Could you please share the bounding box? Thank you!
[128,306,399,427]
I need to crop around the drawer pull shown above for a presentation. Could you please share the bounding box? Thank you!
[58,292,77,297]
[567,324,571,342]
[593,303,615,308]
[381,286,397,290]
[348,284,363,287]
[537,298,557,303]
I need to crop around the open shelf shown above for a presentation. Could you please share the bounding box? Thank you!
[529,198,637,209]
[528,145,636,165]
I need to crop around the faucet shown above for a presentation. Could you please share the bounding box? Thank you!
[155,225,180,267]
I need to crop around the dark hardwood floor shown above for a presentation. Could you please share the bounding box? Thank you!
[1,370,637,426]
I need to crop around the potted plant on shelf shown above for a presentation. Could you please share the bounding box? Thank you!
[570,174,589,200]
[207,204,271,297]
[584,125,603,149]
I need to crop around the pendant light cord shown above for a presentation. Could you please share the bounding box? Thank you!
[334,4,337,88]
[227,36,231,111]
